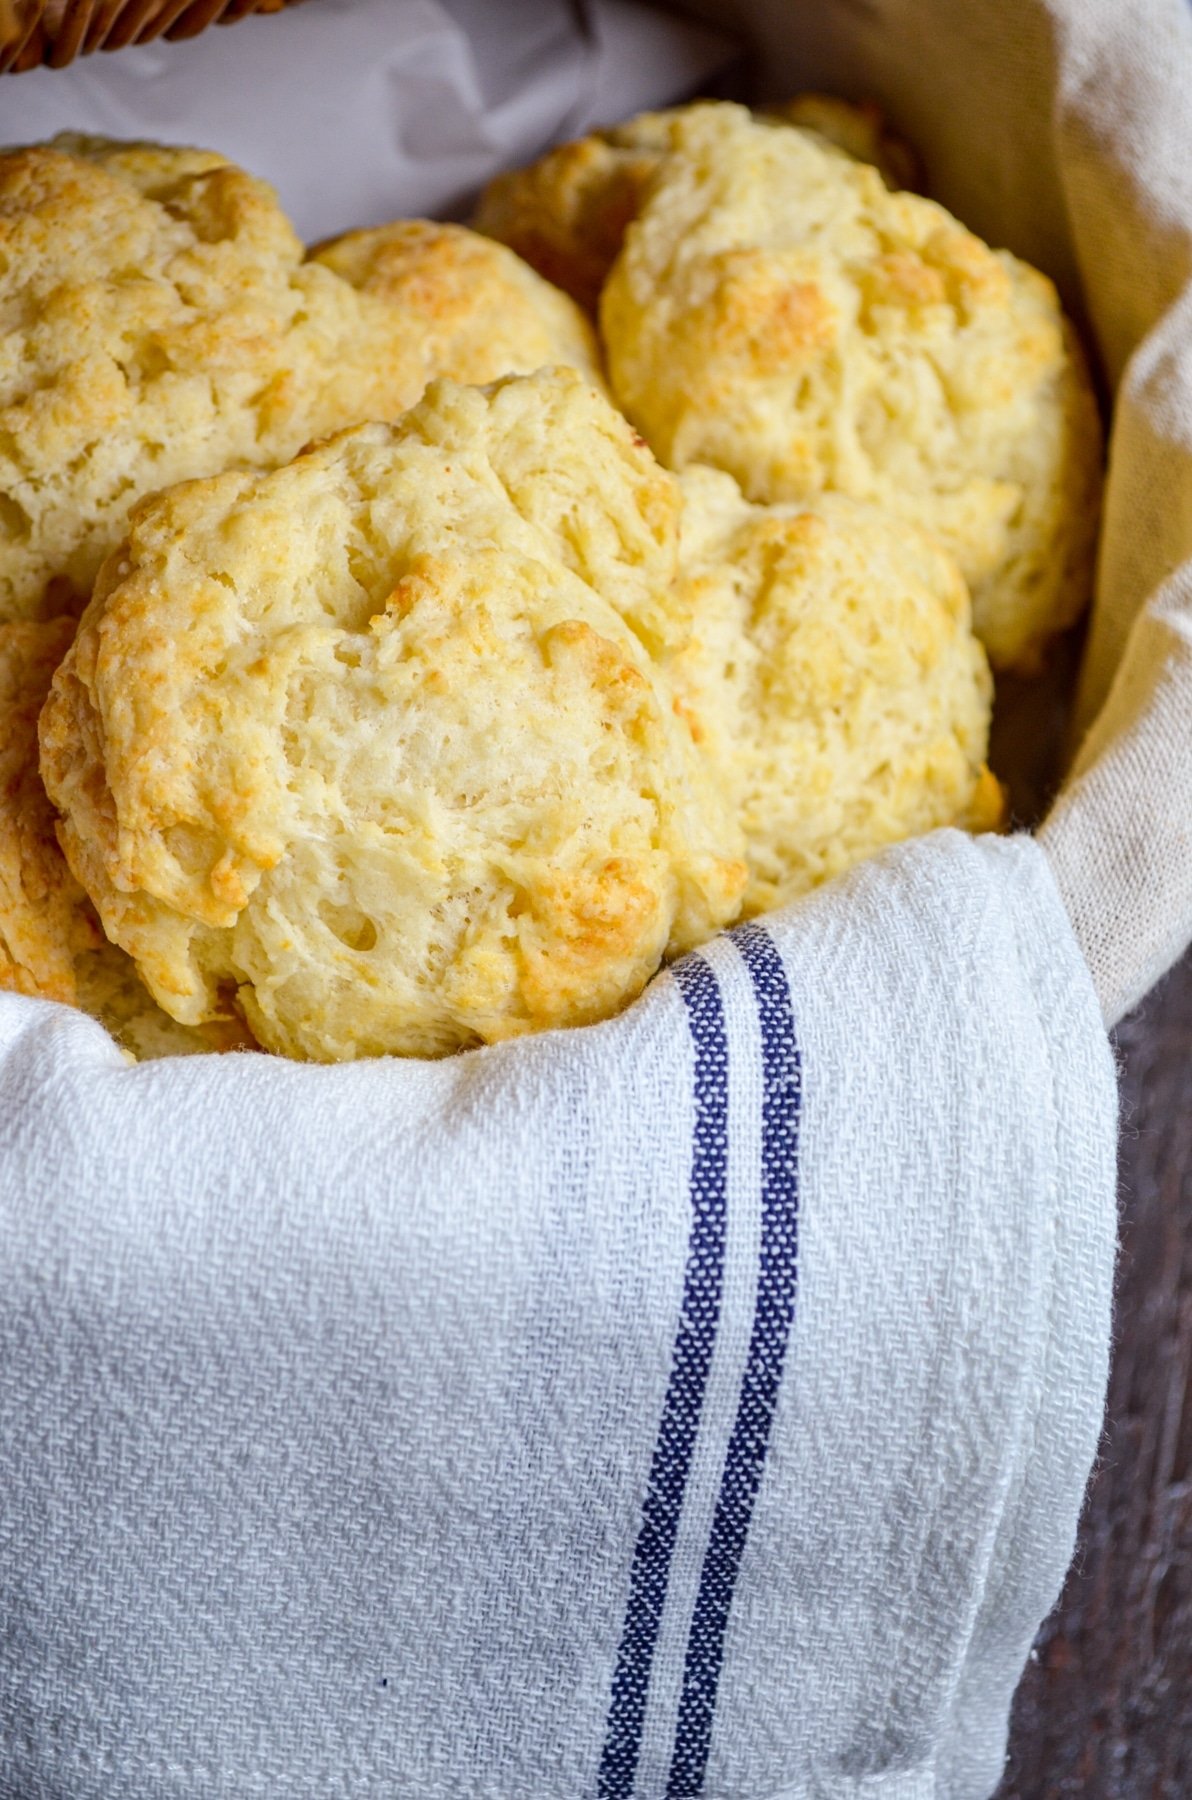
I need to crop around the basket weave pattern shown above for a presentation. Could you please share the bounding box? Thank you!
[0,0,298,72]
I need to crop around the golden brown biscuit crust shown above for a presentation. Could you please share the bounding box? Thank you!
[312,219,604,390]
[0,134,427,624]
[41,371,746,1062]
[0,617,99,1002]
[765,94,920,191]
[602,104,1103,669]
[472,96,915,313]
[0,616,237,1054]
[673,466,997,910]
[474,115,673,314]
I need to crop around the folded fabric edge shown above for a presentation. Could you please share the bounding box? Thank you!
[936,833,1117,1799]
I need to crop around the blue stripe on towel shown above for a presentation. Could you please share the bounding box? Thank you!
[597,952,730,1800]
[667,923,803,1798]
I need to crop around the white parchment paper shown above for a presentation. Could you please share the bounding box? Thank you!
[0,0,737,240]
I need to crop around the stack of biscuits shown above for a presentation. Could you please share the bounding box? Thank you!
[0,102,1102,1062]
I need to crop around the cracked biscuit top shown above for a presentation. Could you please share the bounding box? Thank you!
[312,218,604,393]
[0,134,430,623]
[40,369,746,1062]
[673,466,1000,913]
[601,104,1102,669]
[0,616,220,1056]
[473,95,915,316]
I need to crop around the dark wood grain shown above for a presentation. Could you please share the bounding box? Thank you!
[996,948,1192,1799]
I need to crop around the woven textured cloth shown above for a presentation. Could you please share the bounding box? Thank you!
[0,834,1115,1799]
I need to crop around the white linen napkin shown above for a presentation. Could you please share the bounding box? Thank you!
[0,833,1116,1799]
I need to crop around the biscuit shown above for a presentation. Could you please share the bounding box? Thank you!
[0,617,100,1002]
[673,466,1001,911]
[764,94,920,191]
[0,617,218,1055]
[602,103,1103,670]
[41,370,747,1063]
[472,96,913,314]
[312,219,604,390]
[74,948,247,1060]
[0,134,428,624]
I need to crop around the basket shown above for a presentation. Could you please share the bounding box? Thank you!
[0,0,297,73]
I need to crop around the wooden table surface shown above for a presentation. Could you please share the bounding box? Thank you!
[995,946,1192,1798]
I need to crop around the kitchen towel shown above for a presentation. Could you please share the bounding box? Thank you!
[0,832,1117,1799]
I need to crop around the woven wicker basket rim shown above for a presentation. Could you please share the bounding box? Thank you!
[0,0,299,72]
